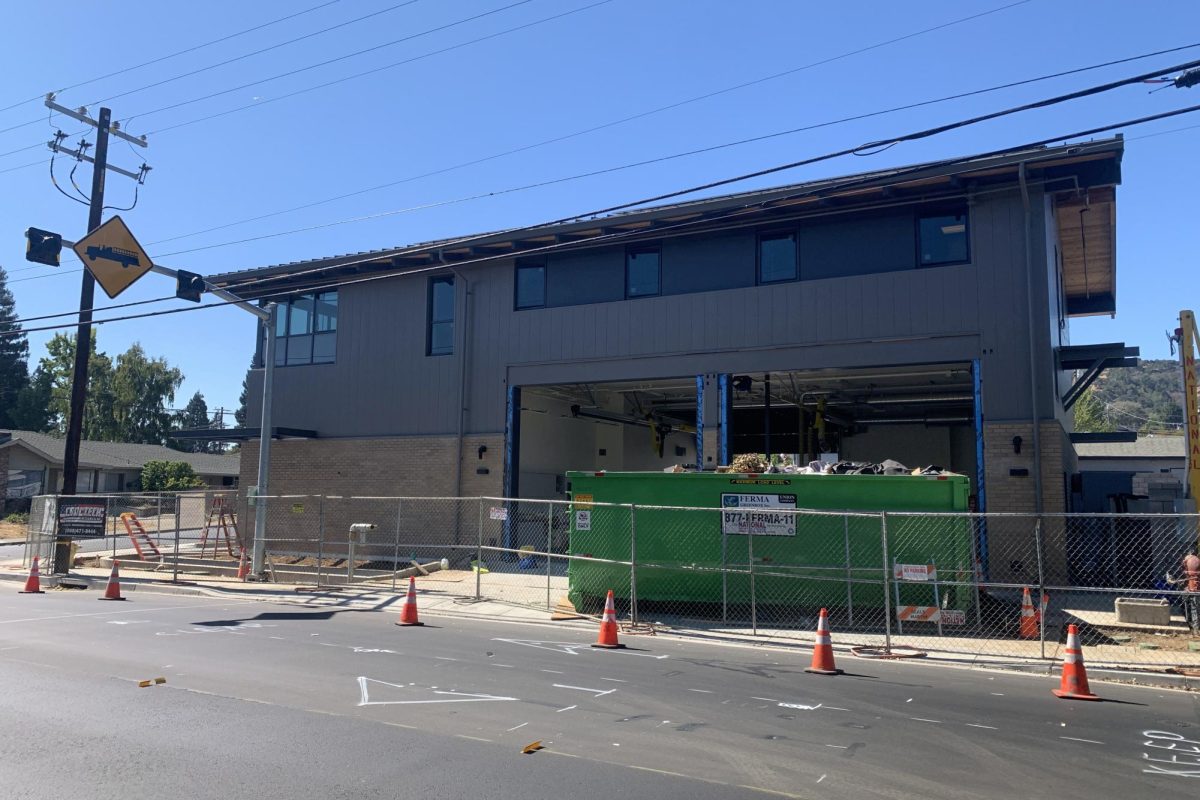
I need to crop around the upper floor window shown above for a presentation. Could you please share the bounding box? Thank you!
[918,210,969,266]
[427,276,455,356]
[274,291,337,366]
[625,246,660,298]
[758,232,798,283]
[515,260,546,309]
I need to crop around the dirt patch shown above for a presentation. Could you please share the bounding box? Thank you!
[0,521,28,540]
[1119,629,1200,654]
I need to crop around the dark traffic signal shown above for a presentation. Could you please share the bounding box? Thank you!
[176,269,206,303]
[25,227,63,266]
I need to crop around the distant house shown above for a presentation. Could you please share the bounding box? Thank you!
[1073,436,1187,512]
[0,429,239,500]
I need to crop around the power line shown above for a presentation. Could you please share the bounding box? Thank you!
[0,1,423,136]
[0,0,342,115]
[146,41,1200,253]
[8,103,1200,341]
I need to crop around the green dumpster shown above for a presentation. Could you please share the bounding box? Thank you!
[566,471,972,616]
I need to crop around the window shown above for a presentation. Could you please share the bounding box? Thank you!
[758,232,797,283]
[625,247,660,298]
[428,276,455,356]
[273,290,338,366]
[918,211,969,266]
[515,260,546,309]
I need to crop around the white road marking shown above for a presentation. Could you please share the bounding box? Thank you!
[687,688,714,694]
[556,705,577,713]
[822,706,849,712]
[356,677,516,706]
[540,669,565,674]
[779,702,823,711]
[490,663,514,668]
[105,620,151,625]
[1060,736,1104,745]
[990,692,1004,696]
[269,636,285,640]
[435,656,458,661]
[599,677,627,683]
[967,723,998,730]
[910,718,942,724]
[825,744,848,749]
[0,601,241,625]
[751,696,779,703]
[817,775,827,784]
[554,683,616,697]
[506,722,528,732]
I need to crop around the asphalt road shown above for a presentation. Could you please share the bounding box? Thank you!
[0,586,1197,799]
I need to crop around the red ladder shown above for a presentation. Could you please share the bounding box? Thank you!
[120,513,162,560]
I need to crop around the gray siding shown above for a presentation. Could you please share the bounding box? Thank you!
[250,188,1057,439]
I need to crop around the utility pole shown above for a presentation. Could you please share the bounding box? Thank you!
[60,107,109,497]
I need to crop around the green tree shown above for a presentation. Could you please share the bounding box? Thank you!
[139,460,204,491]
[10,366,52,431]
[0,266,29,427]
[1072,386,1114,433]
[172,391,211,453]
[111,343,183,445]
[234,360,251,426]
[38,331,119,439]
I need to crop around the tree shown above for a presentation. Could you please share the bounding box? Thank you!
[139,460,204,491]
[234,360,251,426]
[10,366,52,431]
[0,266,30,428]
[111,344,184,445]
[1072,386,1114,433]
[172,391,210,452]
[38,332,118,439]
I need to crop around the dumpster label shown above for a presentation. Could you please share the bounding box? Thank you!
[575,510,592,531]
[489,506,508,521]
[941,609,966,626]
[573,493,594,510]
[728,479,791,486]
[291,503,304,514]
[56,497,107,539]
[720,494,797,536]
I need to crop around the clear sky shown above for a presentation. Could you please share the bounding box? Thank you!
[2,0,1198,419]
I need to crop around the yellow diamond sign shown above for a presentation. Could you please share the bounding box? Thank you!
[72,215,153,299]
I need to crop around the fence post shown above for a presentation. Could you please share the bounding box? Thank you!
[155,492,163,546]
[932,559,943,637]
[172,499,180,583]
[843,513,854,627]
[315,496,325,588]
[544,502,553,611]
[392,499,402,593]
[748,526,757,636]
[475,498,483,601]
[629,504,638,626]
[721,509,728,623]
[1034,515,1046,660]
[881,512,893,652]
[893,557,903,635]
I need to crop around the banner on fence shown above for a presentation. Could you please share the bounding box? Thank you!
[894,563,938,582]
[56,497,107,539]
[489,506,508,521]
[896,605,941,623]
[721,493,797,536]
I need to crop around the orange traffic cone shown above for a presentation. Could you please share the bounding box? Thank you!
[236,547,249,581]
[805,607,842,675]
[1053,623,1099,701]
[19,555,44,594]
[1019,587,1039,639]
[395,576,423,626]
[99,560,126,601]
[591,589,624,649]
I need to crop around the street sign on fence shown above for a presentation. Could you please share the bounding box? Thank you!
[894,563,938,581]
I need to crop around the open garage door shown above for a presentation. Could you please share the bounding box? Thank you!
[509,362,980,503]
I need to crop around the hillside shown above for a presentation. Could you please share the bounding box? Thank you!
[1088,358,1186,433]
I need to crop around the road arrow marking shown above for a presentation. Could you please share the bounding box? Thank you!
[357,677,517,706]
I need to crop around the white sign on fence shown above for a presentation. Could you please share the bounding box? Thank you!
[720,493,797,536]
[575,510,592,531]
[489,506,508,521]
[941,609,967,626]
[894,563,938,582]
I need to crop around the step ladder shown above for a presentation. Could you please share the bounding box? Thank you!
[199,496,241,558]
[120,512,162,560]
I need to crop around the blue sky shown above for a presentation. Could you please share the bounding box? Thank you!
[2,0,1198,417]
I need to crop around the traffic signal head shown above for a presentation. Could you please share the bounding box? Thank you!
[25,227,63,266]
[176,269,206,303]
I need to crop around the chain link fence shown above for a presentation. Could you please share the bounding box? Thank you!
[21,492,1200,668]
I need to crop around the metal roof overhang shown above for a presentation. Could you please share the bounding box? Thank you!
[210,139,1125,300]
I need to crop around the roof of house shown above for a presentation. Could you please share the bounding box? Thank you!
[209,137,1122,316]
[1075,437,1186,459]
[0,430,239,476]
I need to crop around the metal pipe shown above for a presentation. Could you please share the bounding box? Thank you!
[764,372,772,462]
[251,304,278,574]
[1018,162,1044,514]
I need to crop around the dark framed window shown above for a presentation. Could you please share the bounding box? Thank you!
[273,290,338,366]
[625,246,661,298]
[427,276,455,356]
[515,260,546,309]
[758,232,798,283]
[918,210,969,266]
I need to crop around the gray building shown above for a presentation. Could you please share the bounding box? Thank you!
[214,138,1132,517]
